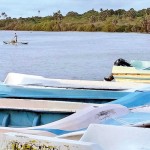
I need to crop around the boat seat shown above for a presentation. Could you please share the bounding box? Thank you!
[2,114,10,127]
[32,115,41,127]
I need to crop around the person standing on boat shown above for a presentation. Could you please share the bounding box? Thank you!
[14,33,17,43]
[11,33,17,43]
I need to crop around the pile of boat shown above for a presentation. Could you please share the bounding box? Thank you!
[0,59,149,150]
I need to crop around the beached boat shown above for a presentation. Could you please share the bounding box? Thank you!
[0,103,149,149]
[0,82,132,102]
[5,72,144,90]
[0,98,92,127]
[0,72,145,102]
[112,60,150,83]
[2,97,150,134]
[0,103,127,138]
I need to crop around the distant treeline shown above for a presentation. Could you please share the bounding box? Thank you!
[0,8,150,32]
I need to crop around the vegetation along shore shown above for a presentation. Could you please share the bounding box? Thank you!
[0,8,150,32]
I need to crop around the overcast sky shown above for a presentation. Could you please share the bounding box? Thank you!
[0,0,150,18]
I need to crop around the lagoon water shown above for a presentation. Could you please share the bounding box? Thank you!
[0,31,149,81]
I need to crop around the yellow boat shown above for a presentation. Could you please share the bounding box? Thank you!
[112,60,150,83]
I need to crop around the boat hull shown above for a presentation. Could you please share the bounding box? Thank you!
[0,98,92,127]
[0,83,130,102]
[3,41,28,45]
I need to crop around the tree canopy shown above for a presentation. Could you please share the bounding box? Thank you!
[0,8,150,32]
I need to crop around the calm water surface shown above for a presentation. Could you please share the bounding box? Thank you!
[0,31,149,81]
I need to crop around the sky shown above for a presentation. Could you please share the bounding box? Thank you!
[0,0,150,18]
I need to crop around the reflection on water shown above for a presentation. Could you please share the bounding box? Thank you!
[0,31,149,81]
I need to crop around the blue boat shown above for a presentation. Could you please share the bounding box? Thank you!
[0,103,127,135]
[0,98,93,128]
[0,82,131,103]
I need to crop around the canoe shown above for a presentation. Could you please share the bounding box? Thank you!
[112,60,150,83]
[0,82,132,102]
[81,124,150,150]
[3,41,28,45]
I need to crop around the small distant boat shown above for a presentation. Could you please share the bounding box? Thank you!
[112,59,150,83]
[3,41,28,45]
